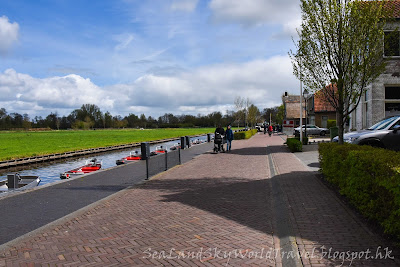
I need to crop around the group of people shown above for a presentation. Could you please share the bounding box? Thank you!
[263,123,274,136]
[214,122,276,153]
[214,124,234,152]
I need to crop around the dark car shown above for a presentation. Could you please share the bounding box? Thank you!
[332,116,400,150]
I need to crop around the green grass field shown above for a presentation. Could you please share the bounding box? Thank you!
[0,128,214,161]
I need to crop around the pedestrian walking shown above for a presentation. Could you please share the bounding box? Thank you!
[225,125,234,151]
[268,124,273,137]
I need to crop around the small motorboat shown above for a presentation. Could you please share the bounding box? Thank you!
[192,139,201,145]
[0,173,41,193]
[150,146,167,156]
[169,143,180,151]
[116,151,141,165]
[60,158,102,179]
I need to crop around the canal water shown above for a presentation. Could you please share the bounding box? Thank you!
[0,135,209,187]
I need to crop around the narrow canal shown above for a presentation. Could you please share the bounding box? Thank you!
[0,135,209,187]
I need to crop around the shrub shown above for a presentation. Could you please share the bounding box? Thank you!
[327,119,337,129]
[233,129,257,140]
[319,142,400,239]
[286,138,302,152]
[295,136,309,145]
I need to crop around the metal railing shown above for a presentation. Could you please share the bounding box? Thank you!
[145,149,182,180]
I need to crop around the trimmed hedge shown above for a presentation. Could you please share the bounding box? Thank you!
[233,129,257,140]
[319,143,400,239]
[286,138,302,152]
[327,119,337,129]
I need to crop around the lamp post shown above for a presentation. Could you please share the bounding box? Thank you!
[303,89,309,144]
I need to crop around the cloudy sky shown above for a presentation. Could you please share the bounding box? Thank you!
[0,0,301,118]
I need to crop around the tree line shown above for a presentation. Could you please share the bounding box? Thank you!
[0,103,284,130]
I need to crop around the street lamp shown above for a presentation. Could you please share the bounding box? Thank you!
[303,89,309,144]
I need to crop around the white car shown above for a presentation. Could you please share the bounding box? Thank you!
[294,124,329,136]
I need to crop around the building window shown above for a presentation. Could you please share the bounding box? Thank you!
[310,115,315,126]
[385,87,400,99]
[385,103,400,117]
[384,31,400,57]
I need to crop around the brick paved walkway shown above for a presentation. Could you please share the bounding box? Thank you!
[0,134,399,266]
[268,136,400,266]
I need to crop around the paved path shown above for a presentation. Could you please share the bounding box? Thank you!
[0,142,213,246]
[0,134,399,266]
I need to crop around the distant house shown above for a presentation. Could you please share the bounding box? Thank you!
[307,87,336,128]
[282,94,305,127]
[350,1,400,130]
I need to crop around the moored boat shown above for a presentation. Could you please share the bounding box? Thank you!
[116,151,141,165]
[192,139,201,145]
[60,158,102,179]
[0,173,41,193]
[150,146,167,156]
[169,143,180,151]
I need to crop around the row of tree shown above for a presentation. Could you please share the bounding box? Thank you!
[0,103,284,130]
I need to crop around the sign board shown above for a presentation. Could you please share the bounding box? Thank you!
[283,120,295,136]
[283,120,294,127]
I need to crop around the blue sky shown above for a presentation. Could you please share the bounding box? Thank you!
[0,0,301,118]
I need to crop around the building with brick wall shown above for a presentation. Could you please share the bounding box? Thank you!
[307,87,337,128]
[282,95,305,127]
[350,1,400,131]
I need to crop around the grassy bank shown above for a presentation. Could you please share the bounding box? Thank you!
[0,128,214,161]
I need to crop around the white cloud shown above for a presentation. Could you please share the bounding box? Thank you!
[0,56,298,117]
[0,16,19,55]
[209,0,301,38]
[171,0,198,12]
[0,69,116,113]
[110,55,297,114]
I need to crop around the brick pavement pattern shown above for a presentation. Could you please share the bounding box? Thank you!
[268,136,400,266]
[0,134,276,266]
[0,133,399,266]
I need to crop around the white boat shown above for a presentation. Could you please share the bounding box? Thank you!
[0,173,41,193]
[170,143,180,150]
[60,158,102,179]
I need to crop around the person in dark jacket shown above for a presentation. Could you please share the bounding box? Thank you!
[225,125,234,151]
[214,125,225,152]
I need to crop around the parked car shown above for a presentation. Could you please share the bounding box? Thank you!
[294,124,329,136]
[332,116,400,150]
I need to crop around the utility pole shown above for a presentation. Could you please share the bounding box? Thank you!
[299,59,303,141]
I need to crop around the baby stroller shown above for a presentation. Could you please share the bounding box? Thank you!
[214,133,225,153]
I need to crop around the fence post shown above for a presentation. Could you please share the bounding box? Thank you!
[165,151,168,171]
[145,157,149,180]
[178,147,181,165]
[180,136,186,150]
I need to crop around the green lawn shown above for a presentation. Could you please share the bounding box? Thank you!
[0,128,214,161]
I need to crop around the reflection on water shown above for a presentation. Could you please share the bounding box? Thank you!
[0,136,209,186]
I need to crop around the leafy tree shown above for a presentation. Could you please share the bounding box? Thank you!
[125,113,139,128]
[22,113,31,130]
[290,0,389,144]
[45,112,59,130]
[263,105,285,125]
[247,104,261,127]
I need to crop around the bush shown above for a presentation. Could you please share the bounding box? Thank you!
[295,136,309,145]
[319,143,400,239]
[327,119,337,129]
[233,129,257,140]
[286,138,302,152]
